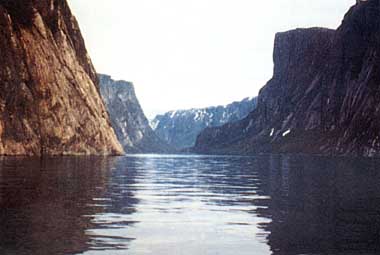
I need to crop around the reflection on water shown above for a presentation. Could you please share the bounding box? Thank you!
[258,155,380,255]
[0,155,380,254]
[0,157,116,254]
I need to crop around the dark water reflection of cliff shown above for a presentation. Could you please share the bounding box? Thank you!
[0,157,137,254]
[0,155,379,255]
[255,155,380,255]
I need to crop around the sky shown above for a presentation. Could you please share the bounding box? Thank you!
[68,0,354,118]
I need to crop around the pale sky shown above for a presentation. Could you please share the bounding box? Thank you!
[68,0,354,118]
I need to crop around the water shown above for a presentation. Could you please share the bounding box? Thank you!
[0,154,380,255]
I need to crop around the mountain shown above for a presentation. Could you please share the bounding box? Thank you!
[194,0,380,157]
[99,74,173,153]
[0,0,123,156]
[151,97,257,150]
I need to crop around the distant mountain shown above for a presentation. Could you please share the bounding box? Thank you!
[99,74,173,154]
[194,0,380,157]
[151,97,257,150]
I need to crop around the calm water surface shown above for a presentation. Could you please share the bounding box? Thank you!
[0,154,380,255]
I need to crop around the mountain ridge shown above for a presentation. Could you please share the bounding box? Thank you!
[152,97,257,150]
[194,0,380,157]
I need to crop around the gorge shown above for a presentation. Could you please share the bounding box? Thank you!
[1,1,380,254]
[1,0,380,158]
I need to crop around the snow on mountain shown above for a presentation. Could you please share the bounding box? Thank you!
[151,97,257,150]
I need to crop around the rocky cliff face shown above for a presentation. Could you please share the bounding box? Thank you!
[99,74,172,153]
[0,0,123,155]
[194,0,380,157]
[152,97,257,150]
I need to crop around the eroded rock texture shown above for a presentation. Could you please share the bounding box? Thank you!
[0,0,124,155]
[194,0,380,157]
[99,74,173,154]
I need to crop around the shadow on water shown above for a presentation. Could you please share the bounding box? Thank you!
[0,157,140,254]
[0,155,380,254]
[253,155,380,255]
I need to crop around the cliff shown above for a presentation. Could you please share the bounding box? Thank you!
[152,97,257,150]
[194,0,380,157]
[0,0,123,155]
[99,74,173,154]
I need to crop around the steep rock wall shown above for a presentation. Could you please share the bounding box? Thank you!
[0,0,123,155]
[194,0,380,157]
[99,74,173,154]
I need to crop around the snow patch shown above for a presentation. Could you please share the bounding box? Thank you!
[270,128,274,137]
[170,111,177,118]
[245,119,254,132]
[282,129,291,137]
[150,120,159,130]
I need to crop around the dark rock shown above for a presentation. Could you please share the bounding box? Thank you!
[152,97,257,150]
[194,0,380,157]
[99,74,174,154]
[0,0,124,155]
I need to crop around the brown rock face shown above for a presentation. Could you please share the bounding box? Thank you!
[0,0,124,155]
[194,0,380,157]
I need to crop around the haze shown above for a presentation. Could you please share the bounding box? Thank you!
[68,0,354,118]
